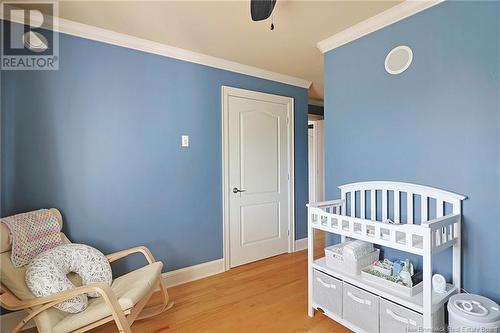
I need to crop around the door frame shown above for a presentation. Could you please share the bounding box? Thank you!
[308,120,317,204]
[308,119,325,204]
[221,86,295,271]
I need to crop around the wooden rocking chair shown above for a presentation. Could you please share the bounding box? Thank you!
[0,208,173,333]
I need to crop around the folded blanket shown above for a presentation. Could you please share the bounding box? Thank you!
[1,209,64,267]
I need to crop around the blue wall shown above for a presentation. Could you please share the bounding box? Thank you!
[1,28,309,274]
[324,1,499,301]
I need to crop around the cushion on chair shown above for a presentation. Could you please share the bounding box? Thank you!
[25,244,112,313]
[0,209,84,333]
[1,209,163,332]
[52,261,163,333]
[0,238,73,301]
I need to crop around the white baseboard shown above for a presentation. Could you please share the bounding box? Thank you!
[162,258,225,287]
[0,310,34,333]
[294,238,308,252]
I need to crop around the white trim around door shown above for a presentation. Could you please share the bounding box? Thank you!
[221,86,295,271]
[308,120,325,204]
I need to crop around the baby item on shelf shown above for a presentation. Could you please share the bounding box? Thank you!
[432,274,447,293]
[363,258,418,288]
[407,259,414,275]
[392,260,405,277]
[371,259,393,276]
[361,263,424,297]
[324,240,379,275]
[342,240,374,260]
[399,260,413,286]
[328,244,344,260]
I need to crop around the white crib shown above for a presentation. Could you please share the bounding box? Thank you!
[307,181,466,332]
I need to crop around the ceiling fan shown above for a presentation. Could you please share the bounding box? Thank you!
[250,0,277,30]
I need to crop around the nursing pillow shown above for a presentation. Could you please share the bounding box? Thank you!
[25,244,112,313]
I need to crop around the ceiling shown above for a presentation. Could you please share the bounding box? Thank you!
[47,1,401,100]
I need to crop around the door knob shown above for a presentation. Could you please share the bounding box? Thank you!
[233,187,246,194]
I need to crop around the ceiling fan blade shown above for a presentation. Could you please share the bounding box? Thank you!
[251,0,276,21]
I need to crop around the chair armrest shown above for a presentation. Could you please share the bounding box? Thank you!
[10,283,130,333]
[106,246,156,264]
[6,282,115,311]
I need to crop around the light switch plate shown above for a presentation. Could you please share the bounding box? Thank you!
[181,135,189,147]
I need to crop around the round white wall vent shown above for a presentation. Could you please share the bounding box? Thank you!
[385,45,413,75]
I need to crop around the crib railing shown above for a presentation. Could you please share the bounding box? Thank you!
[338,181,465,225]
[423,214,461,254]
[308,202,460,256]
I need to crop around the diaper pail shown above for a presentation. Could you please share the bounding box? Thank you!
[448,294,500,332]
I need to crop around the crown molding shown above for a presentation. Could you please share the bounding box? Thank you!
[3,10,311,89]
[317,0,444,53]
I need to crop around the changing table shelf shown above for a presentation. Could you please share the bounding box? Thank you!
[313,257,457,314]
[307,181,467,331]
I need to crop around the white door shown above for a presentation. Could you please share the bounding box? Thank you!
[223,87,293,268]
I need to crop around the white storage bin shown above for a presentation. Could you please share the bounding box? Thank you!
[361,266,423,297]
[312,269,343,317]
[380,298,423,332]
[343,283,379,333]
[325,246,379,275]
[448,294,500,332]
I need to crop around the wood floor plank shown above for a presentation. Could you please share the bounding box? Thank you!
[91,250,350,332]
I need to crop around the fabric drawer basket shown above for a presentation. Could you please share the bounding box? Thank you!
[343,283,379,333]
[325,247,380,275]
[312,269,343,317]
[380,298,423,332]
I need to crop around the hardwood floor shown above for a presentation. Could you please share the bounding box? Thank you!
[94,250,350,333]
[313,230,326,260]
